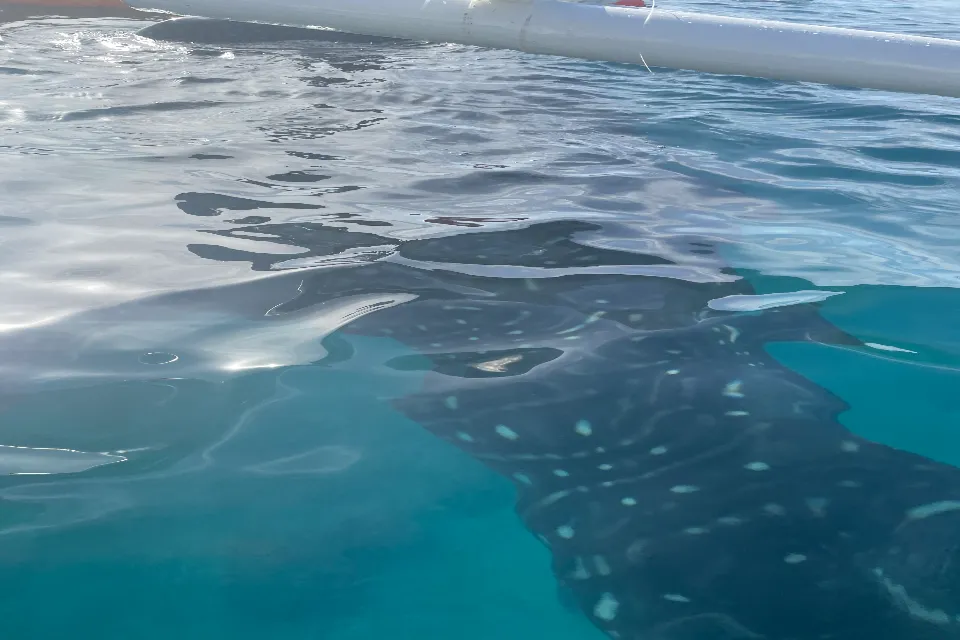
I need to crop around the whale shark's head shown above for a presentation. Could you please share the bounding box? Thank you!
[870,501,960,635]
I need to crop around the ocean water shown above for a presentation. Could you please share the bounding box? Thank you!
[0,1,959,638]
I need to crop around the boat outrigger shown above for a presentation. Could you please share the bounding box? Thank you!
[24,0,958,99]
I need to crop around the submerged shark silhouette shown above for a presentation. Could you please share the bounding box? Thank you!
[300,219,960,640]
[2,216,957,639]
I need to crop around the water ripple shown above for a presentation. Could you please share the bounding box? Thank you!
[1,4,960,635]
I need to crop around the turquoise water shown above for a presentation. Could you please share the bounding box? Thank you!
[1,1,960,638]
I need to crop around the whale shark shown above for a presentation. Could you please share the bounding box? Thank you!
[2,215,957,638]
[299,219,960,640]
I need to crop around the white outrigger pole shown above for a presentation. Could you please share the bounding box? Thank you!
[125,0,960,99]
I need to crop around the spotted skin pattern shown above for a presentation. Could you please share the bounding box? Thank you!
[317,221,960,640]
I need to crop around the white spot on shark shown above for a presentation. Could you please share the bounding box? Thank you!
[557,525,575,539]
[553,469,570,477]
[764,503,786,516]
[663,594,691,603]
[726,411,749,417]
[594,555,612,576]
[473,354,523,373]
[650,446,668,455]
[540,490,571,506]
[671,485,700,494]
[594,593,619,621]
[495,425,519,440]
[784,554,807,564]
[445,396,459,410]
[722,380,744,398]
[575,420,593,436]
[744,462,770,471]
[722,324,740,343]
[907,501,960,520]
[598,464,614,471]
[806,497,829,516]
[684,527,708,535]
[571,557,591,580]
[666,369,679,375]
[455,432,474,443]
[841,440,860,453]
[626,539,647,562]
[874,567,952,625]
[621,497,637,506]
[512,473,532,485]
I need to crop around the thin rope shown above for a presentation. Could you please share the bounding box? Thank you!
[639,0,656,74]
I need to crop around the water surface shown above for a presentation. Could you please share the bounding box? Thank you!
[1,1,959,637]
